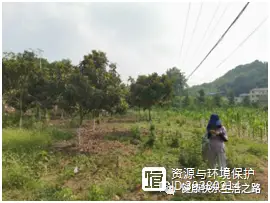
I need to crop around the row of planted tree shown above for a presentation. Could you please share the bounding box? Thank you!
[3,49,266,129]
[3,49,183,127]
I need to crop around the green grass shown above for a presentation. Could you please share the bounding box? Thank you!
[2,108,268,201]
[2,128,52,153]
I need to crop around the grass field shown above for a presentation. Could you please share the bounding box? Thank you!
[2,109,268,201]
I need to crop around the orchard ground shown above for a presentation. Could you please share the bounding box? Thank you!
[2,109,268,201]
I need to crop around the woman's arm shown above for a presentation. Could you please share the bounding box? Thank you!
[217,126,228,142]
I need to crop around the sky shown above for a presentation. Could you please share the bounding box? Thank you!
[2,1,269,86]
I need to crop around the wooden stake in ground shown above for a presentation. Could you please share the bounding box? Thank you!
[77,126,82,148]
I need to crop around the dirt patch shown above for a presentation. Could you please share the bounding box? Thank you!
[64,178,90,193]
[51,120,138,156]
[79,139,137,156]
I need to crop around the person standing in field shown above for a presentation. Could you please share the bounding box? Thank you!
[203,114,228,170]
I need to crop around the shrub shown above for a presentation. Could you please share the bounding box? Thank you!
[247,144,267,157]
[170,138,180,148]
[178,139,203,168]
[88,185,107,201]
[2,164,32,189]
[145,124,156,148]
[131,126,141,140]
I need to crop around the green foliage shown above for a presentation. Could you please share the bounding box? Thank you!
[197,89,205,105]
[38,186,75,201]
[2,163,32,189]
[131,125,141,140]
[3,113,20,128]
[188,60,268,97]
[242,96,251,107]
[247,144,267,157]
[228,91,235,105]
[178,136,203,168]
[3,50,127,126]
[2,48,268,201]
[170,138,180,148]
[182,94,190,108]
[50,128,73,140]
[150,123,155,131]
[114,97,129,115]
[144,123,156,148]
[2,129,52,153]
[2,107,268,201]
[166,67,187,96]
[213,94,222,107]
[87,185,107,201]
[129,72,173,120]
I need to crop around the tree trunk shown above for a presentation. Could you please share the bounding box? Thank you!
[148,108,151,121]
[19,91,23,129]
[61,110,64,120]
[36,105,39,120]
[45,108,49,122]
[53,105,57,118]
[39,107,41,121]
[79,107,84,126]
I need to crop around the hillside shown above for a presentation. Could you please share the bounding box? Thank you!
[188,60,268,96]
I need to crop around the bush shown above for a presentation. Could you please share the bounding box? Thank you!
[247,144,267,157]
[3,113,20,128]
[178,138,203,168]
[145,124,156,148]
[144,137,155,148]
[170,138,180,148]
[88,185,107,201]
[115,99,129,115]
[38,185,75,201]
[2,164,32,189]
[131,126,141,140]
[150,123,155,131]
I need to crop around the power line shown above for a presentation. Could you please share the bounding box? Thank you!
[215,16,268,69]
[192,2,221,59]
[179,3,191,66]
[199,3,230,59]
[186,2,250,81]
[182,2,203,68]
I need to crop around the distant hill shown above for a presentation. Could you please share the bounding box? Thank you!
[188,60,268,96]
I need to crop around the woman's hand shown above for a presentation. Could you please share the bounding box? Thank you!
[209,130,216,135]
[216,129,223,135]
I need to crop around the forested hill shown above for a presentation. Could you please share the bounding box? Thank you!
[188,60,268,96]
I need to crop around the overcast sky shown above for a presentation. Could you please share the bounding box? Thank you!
[2,2,269,86]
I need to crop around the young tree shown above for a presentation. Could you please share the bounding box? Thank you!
[3,51,40,128]
[213,94,222,107]
[60,50,124,127]
[166,67,187,96]
[228,91,235,106]
[130,73,173,121]
[182,95,190,108]
[197,89,205,105]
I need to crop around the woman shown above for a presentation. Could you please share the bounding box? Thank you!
[204,114,228,170]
